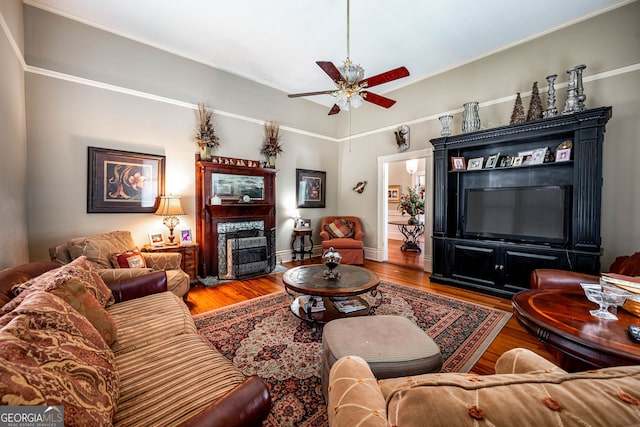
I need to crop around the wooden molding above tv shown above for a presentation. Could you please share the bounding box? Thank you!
[429,106,612,297]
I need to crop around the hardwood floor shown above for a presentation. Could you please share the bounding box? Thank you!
[186,241,556,375]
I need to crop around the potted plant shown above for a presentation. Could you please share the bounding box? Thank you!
[397,186,425,224]
[261,121,282,167]
[195,103,219,161]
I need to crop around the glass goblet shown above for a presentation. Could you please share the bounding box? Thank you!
[580,284,628,320]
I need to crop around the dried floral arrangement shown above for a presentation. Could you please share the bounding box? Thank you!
[195,103,220,149]
[261,121,283,157]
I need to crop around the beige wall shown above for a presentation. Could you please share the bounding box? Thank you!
[0,0,28,269]
[336,1,640,270]
[2,2,638,272]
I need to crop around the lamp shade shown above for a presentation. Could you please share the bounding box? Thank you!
[406,159,419,174]
[154,195,185,216]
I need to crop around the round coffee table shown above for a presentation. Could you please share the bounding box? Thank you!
[283,264,381,327]
[513,287,640,370]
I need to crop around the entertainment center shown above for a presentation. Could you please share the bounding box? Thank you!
[430,106,612,297]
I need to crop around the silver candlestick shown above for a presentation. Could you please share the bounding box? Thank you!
[544,74,558,118]
[575,64,587,111]
[563,66,579,114]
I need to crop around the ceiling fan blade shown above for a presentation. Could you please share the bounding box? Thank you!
[360,66,410,89]
[328,104,341,115]
[362,91,397,109]
[288,90,336,98]
[316,61,345,83]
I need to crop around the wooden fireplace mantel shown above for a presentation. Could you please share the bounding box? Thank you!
[195,155,277,277]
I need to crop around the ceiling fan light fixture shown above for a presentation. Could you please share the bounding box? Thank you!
[350,92,364,109]
[339,59,364,85]
[335,91,350,110]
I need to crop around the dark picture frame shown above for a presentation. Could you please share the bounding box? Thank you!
[296,168,326,208]
[88,147,165,213]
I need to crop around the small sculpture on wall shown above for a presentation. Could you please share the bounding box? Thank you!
[395,125,410,152]
[352,181,367,194]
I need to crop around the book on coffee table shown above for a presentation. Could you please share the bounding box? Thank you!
[333,299,366,313]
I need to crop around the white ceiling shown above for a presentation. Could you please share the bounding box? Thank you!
[26,0,627,106]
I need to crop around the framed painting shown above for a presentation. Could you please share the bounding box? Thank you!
[388,185,401,203]
[88,147,165,213]
[296,168,326,208]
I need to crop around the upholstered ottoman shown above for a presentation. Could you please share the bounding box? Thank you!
[321,315,443,399]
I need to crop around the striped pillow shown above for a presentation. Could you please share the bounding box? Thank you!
[325,218,355,238]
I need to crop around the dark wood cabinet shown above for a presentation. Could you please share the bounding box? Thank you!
[430,107,612,297]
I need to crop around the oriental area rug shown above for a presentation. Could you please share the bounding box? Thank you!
[193,281,511,427]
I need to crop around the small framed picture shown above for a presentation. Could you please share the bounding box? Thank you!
[498,155,513,168]
[180,229,193,243]
[485,153,500,169]
[555,148,572,162]
[296,218,311,229]
[467,157,484,170]
[149,232,164,247]
[388,185,401,203]
[530,147,548,165]
[512,156,523,167]
[451,157,466,170]
[518,150,534,165]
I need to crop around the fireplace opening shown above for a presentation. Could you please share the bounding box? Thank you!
[217,221,275,280]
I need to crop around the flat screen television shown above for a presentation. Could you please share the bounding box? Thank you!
[462,186,570,245]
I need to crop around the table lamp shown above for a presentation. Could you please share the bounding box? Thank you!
[154,195,185,245]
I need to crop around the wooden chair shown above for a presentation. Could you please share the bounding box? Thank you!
[319,216,365,265]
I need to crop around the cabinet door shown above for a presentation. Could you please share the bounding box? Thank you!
[448,241,500,287]
[502,248,568,292]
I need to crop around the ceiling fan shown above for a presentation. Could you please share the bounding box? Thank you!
[287,0,410,115]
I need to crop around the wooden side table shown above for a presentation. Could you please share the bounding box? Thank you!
[291,227,313,263]
[142,243,199,285]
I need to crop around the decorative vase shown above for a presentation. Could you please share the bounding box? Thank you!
[322,247,342,280]
[268,155,276,168]
[462,102,481,133]
[407,215,418,225]
[199,145,212,161]
[438,114,453,136]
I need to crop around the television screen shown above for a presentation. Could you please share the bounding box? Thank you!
[463,186,569,244]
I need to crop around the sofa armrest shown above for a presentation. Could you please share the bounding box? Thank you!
[530,269,599,290]
[142,252,182,270]
[354,231,365,241]
[179,376,271,427]
[320,230,330,241]
[107,271,168,303]
[328,356,388,427]
[495,348,567,375]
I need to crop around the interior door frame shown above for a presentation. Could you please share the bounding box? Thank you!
[377,148,433,271]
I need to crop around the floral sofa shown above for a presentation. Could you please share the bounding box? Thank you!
[0,258,271,426]
[328,349,640,427]
[48,230,190,299]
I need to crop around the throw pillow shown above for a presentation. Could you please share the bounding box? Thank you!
[8,256,114,311]
[111,250,147,269]
[49,278,118,346]
[0,291,119,426]
[325,218,355,239]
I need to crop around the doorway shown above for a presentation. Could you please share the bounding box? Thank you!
[377,149,433,272]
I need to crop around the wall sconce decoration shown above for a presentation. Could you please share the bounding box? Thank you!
[395,125,410,152]
[154,195,186,245]
[352,181,367,193]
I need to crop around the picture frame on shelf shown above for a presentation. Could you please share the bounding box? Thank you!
[498,155,513,168]
[296,168,326,208]
[556,148,572,162]
[180,229,193,243]
[467,157,484,170]
[296,218,311,229]
[485,153,500,169]
[451,156,466,170]
[149,232,164,247]
[388,185,401,203]
[87,147,165,213]
[512,156,524,167]
[530,147,548,165]
[518,150,534,165]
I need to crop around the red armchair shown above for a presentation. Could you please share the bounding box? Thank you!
[320,216,365,265]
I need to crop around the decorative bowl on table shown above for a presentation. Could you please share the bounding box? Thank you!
[322,247,341,280]
[579,282,632,320]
